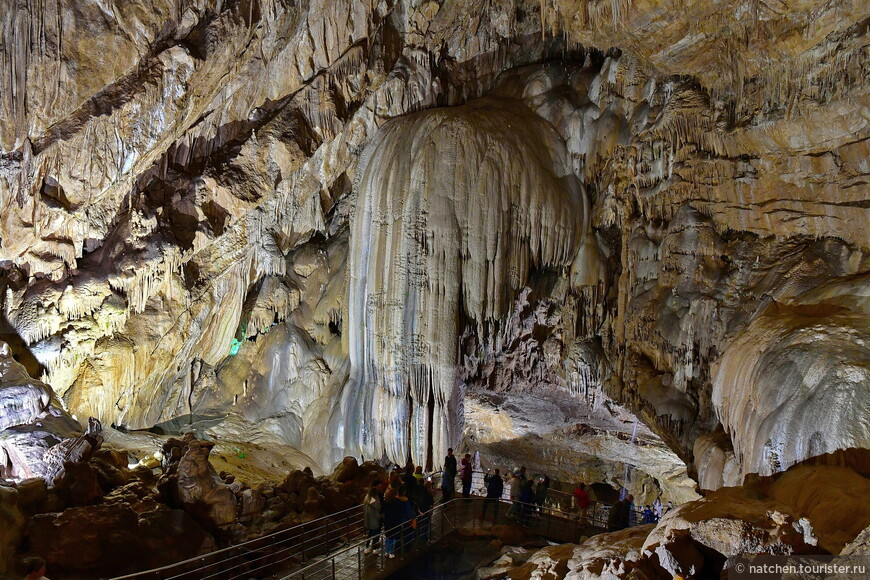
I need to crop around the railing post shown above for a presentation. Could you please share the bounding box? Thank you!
[331,555,336,579]
[546,506,551,538]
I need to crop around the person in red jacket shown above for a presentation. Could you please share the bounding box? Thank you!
[573,482,591,523]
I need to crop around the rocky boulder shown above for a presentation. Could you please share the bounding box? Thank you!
[768,464,870,554]
[642,486,819,557]
[0,485,25,575]
[0,342,51,430]
[25,503,141,574]
[175,436,238,529]
[330,456,360,482]
[25,502,216,576]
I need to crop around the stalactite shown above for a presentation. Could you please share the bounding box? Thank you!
[345,97,589,467]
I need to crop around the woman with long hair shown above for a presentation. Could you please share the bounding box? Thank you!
[363,483,383,554]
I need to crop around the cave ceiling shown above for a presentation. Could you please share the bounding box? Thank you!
[0,0,868,496]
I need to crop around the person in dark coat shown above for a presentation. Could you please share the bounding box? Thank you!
[382,486,415,558]
[401,463,419,510]
[534,475,550,513]
[414,479,435,540]
[519,479,535,525]
[460,453,473,498]
[607,494,633,531]
[442,448,457,501]
[480,468,504,523]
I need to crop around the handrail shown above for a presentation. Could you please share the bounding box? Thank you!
[279,497,602,579]
[110,502,365,579]
[112,469,673,580]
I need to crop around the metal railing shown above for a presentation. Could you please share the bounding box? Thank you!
[110,504,366,580]
[279,497,593,580]
[111,470,666,580]
[429,470,637,529]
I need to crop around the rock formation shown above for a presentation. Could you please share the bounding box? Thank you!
[0,341,82,481]
[487,461,870,579]
[346,97,589,467]
[0,1,867,563]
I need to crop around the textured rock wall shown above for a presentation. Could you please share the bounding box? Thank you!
[0,0,867,489]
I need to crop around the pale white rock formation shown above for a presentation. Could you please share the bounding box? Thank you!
[692,431,741,492]
[0,342,52,430]
[712,275,870,478]
[564,525,655,580]
[346,97,589,467]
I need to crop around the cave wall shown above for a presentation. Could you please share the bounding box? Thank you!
[1,0,867,487]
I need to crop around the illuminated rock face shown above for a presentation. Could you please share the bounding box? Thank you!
[346,98,587,467]
[712,276,870,478]
[0,342,81,481]
[0,0,867,497]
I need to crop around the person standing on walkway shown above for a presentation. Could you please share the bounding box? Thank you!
[573,482,591,523]
[507,468,522,519]
[363,483,383,554]
[442,448,457,501]
[519,478,535,525]
[415,479,435,541]
[460,453,473,498]
[653,497,663,520]
[401,463,419,511]
[534,475,550,514]
[383,485,415,558]
[480,468,504,524]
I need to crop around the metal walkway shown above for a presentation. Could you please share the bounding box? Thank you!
[110,472,647,580]
[279,498,603,580]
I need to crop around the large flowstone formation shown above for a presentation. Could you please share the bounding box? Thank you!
[346,98,588,467]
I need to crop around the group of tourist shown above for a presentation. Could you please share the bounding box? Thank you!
[606,495,674,530]
[363,447,679,560]
[363,462,436,558]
